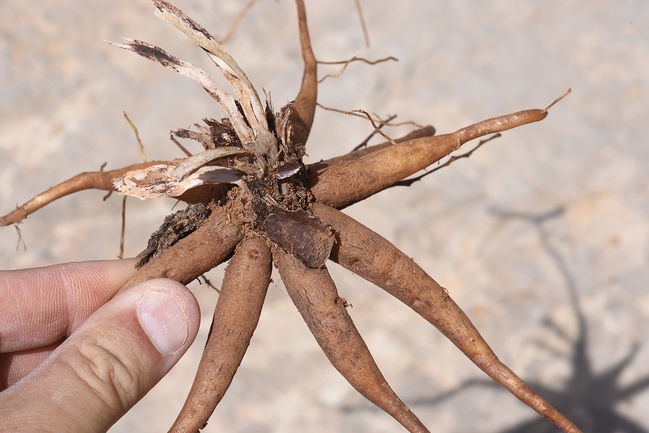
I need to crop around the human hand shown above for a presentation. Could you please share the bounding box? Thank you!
[0,260,200,432]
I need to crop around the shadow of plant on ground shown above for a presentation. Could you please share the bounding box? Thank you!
[343,206,649,432]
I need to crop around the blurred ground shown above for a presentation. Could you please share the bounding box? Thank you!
[1,0,649,432]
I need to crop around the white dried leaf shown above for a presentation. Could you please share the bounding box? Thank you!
[114,163,241,199]
[152,0,267,130]
[171,147,248,180]
[107,39,254,144]
[151,0,278,166]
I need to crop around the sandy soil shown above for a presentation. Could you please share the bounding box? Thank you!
[2,1,649,432]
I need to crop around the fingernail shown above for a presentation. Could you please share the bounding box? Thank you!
[137,291,189,355]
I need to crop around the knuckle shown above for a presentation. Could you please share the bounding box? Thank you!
[63,336,143,415]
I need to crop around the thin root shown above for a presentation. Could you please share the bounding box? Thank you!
[170,132,193,157]
[544,88,571,113]
[318,55,397,83]
[353,114,397,151]
[14,225,26,251]
[354,0,370,47]
[198,274,220,292]
[123,111,147,162]
[218,0,261,44]
[118,196,127,259]
[317,103,424,129]
[349,109,398,145]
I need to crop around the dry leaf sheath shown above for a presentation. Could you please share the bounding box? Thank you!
[0,1,580,432]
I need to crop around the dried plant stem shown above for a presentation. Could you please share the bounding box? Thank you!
[317,56,397,83]
[310,108,549,209]
[217,0,261,44]
[275,250,430,433]
[152,0,267,132]
[119,205,243,293]
[312,203,583,433]
[169,236,271,433]
[118,195,127,259]
[123,111,147,162]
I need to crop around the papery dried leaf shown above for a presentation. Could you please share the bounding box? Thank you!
[171,147,248,180]
[108,39,255,144]
[115,163,241,199]
[151,0,278,166]
[152,0,266,130]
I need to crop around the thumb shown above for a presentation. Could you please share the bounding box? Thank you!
[0,278,200,433]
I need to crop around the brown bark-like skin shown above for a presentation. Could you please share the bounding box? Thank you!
[169,236,272,433]
[312,203,582,433]
[119,205,243,292]
[275,250,430,433]
[265,207,334,268]
[288,0,317,147]
[310,109,547,209]
[307,125,436,176]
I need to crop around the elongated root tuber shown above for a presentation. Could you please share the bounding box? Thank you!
[169,236,271,433]
[310,108,549,209]
[312,202,583,433]
[119,205,243,293]
[276,250,431,433]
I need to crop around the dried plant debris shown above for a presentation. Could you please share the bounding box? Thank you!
[136,203,211,268]
[1,0,580,432]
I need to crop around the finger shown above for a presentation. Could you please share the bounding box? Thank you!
[0,278,200,433]
[0,341,59,390]
[0,259,136,352]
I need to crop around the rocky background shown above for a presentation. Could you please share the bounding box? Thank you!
[2,1,648,432]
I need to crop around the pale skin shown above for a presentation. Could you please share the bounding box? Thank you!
[0,260,201,433]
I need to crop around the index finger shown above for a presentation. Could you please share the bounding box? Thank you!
[0,260,136,353]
